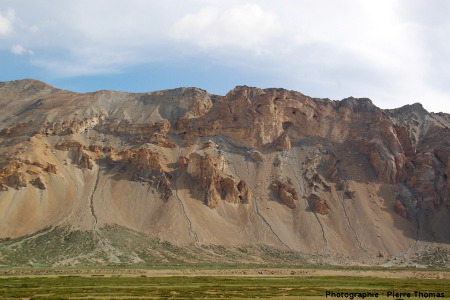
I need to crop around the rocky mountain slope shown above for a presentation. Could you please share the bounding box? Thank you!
[0,79,448,267]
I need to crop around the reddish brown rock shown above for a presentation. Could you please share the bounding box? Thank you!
[323,155,339,182]
[102,146,117,161]
[32,161,45,168]
[4,172,27,189]
[0,121,33,137]
[205,184,221,209]
[39,115,105,135]
[186,152,251,208]
[248,149,264,162]
[237,180,252,204]
[271,179,298,209]
[201,141,216,149]
[177,156,189,169]
[157,176,172,201]
[30,176,46,189]
[308,193,330,215]
[106,147,174,200]
[0,161,27,189]
[344,190,356,199]
[186,153,223,208]
[55,140,94,169]
[118,148,164,175]
[26,170,38,175]
[44,164,58,174]
[55,141,88,151]
[98,119,172,136]
[79,152,94,170]
[393,200,407,218]
[271,132,291,151]
[336,178,347,191]
[220,177,241,204]
[128,133,177,148]
[89,145,104,159]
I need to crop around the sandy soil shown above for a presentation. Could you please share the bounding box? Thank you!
[0,268,448,279]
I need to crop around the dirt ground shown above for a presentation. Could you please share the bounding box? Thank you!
[0,267,448,279]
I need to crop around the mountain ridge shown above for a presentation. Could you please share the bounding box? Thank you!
[0,79,448,267]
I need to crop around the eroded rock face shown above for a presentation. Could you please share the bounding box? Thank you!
[0,121,34,137]
[220,177,241,204]
[344,190,356,199]
[117,148,164,176]
[271,179,298,209]
[186,152,251,208]
[322,154,339,182]
[97,119,172,136]
[0,162,27,189]
[44,164,58,174]
[0,79,449,259]
[55,141,93,169]
[0,158,59,191]
[393,200,407,218]
[177,156,189,169]
[406,150,449,210]
[129,133,177,148]
[171,86,447,214]
[271,133,291,151]
[4,171,27,189]
[248,149,264,162]
[109,147,173,201]
[30,176,46,189]
[54,141,174,201]
[39,115,105,136]
[237,180,252,204]
[308,193,330,215]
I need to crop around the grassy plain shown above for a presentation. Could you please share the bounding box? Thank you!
[0,268,448,299]
[1,225,448,298]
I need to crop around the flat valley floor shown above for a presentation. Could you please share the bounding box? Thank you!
[0,267,448,299]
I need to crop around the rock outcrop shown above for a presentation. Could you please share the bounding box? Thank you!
[0,162,27,189]
[109,147,173,201]
[271,179,298,209]
[308,193,330,215]
[30,176,46,189]
[186,152,251,208]
[55,141,94,169]
[393,200,407,218]
[0,79,448,266]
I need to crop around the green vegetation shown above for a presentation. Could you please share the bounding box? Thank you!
[1,224,449,271]
[414,246,450,268]
[0,274,448,299]
[0,225,448,298]
[0,227,96,266]
[0,225,309,267]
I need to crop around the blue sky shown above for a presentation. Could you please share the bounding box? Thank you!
[1,0,449,113]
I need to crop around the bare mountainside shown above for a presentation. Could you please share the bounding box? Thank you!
[0,79,448,267]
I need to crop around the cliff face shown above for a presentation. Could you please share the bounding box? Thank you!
[0,79,448,266]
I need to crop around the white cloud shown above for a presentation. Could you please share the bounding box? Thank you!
[172,4,282,50]
[0,8,14,35]
[11,44,25,55]
[10,44,34,56]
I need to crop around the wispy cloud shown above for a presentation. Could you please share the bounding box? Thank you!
[10,43,33,55]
